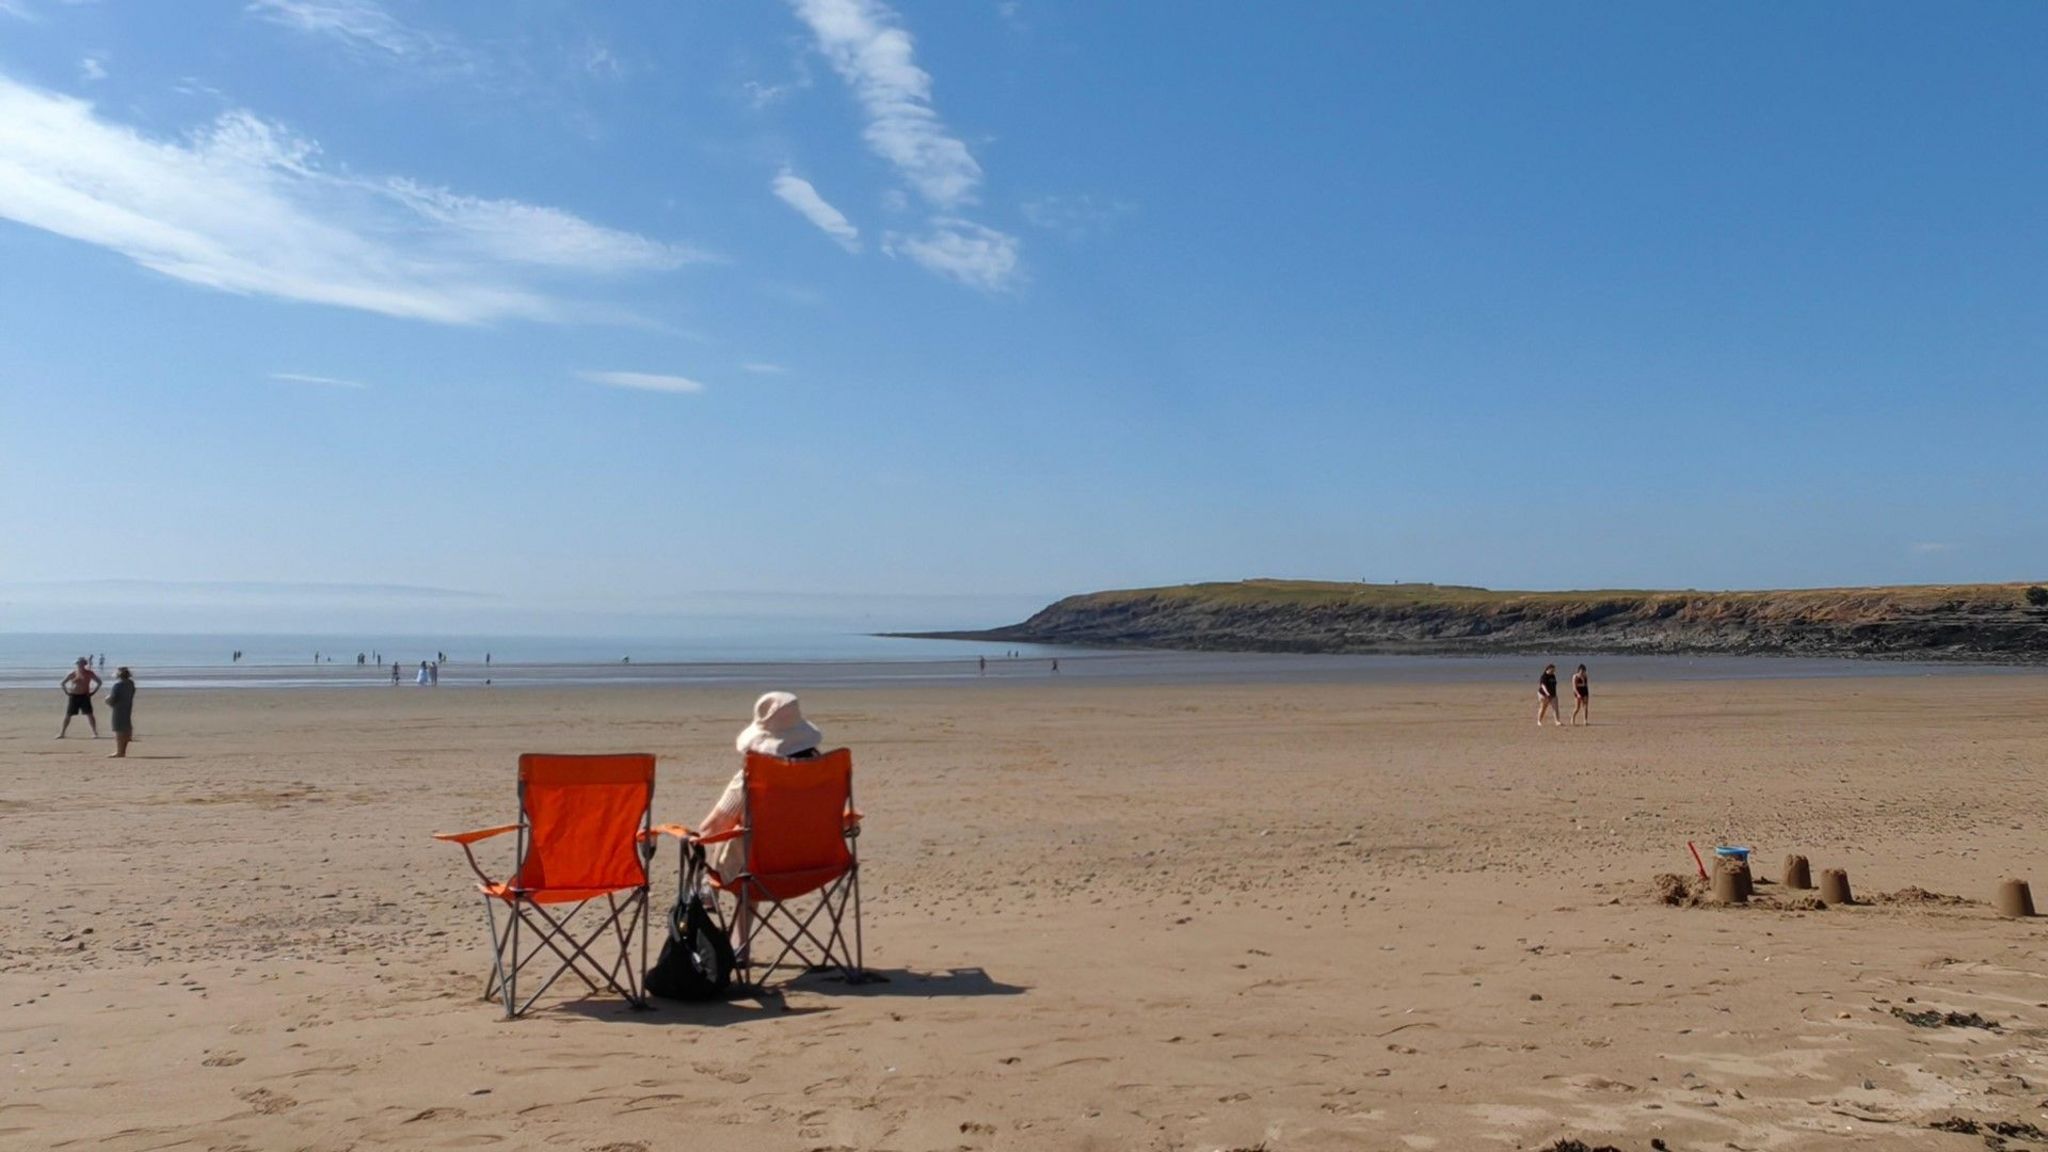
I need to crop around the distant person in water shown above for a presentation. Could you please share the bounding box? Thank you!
[58,657,101,738]
[391,661,401,685]
[1571,664,1590,726]
[1536,663,1563,727]
[107,668,136,758]
[429,661,439,685]
[1051,659,1060,674]
[978,655,986,675]
[416,661,431,686]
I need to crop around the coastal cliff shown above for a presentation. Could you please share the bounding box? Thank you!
[916,580,2048,661]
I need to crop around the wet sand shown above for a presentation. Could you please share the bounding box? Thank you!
[3,675,2047,1150]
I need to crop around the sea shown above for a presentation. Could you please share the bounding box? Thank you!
[1,630,2037,691]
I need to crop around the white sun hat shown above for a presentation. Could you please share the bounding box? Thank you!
[735,690,823,757]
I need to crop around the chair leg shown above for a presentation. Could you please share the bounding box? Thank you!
[482,893,512,1004]
[505,895,520,1019]
[849,863,865,978]
[637,885,650,1006]
[735,888,756,988]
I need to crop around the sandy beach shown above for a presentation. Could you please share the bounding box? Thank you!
[5,674,2048,1151]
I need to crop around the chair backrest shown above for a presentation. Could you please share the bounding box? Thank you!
[741,749,854,887]
[514,753,656,893]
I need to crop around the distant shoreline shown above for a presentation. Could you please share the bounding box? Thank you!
[893,578,2048,664]
[6,649,2041,692]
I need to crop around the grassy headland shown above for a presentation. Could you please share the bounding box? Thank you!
[907,579,2048,661]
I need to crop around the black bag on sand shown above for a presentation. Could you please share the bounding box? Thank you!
[646,893,734,1001]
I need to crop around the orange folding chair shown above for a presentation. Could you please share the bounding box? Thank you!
[434,753,657,1018]
[677,749,866,987]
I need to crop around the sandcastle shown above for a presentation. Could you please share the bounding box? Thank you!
[1782,854,1812,890]
[1712,857,1753,904]
[1996,878,2035,918]
[1819,868,1853,906]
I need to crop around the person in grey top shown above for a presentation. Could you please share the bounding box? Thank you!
[107,667,136,758]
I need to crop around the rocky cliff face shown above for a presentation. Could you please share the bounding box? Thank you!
[934,582,2048,661]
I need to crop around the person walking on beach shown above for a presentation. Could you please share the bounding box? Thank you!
[58,657,101,738]
[1536,663,1563,727]
[416,661,431,686]
[106,667,136,758]
[1570,664,1590,726]
[429,661,439,686]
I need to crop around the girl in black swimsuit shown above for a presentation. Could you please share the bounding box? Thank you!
[1536,663,1562,727]
[1570,664,1589,726]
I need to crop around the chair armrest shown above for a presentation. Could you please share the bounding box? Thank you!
[844,808,863,830]
[433,823,519,845]
[643,823,697,842]
[435,823,518,889]
[693,826,745,846]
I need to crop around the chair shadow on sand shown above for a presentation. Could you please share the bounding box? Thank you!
[551,966,1026,1027]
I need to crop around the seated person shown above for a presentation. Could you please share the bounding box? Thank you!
[698,691,823,952]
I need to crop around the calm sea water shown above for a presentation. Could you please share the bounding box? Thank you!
[1,630,2035,690]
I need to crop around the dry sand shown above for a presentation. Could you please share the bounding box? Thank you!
[4,675,2048,1151]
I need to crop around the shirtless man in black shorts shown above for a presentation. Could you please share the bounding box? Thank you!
[59,657,101,738]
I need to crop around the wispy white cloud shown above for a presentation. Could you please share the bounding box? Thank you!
[788,0,981,209]
[884,218,1019,291]
[271,372,366,388]
[787,0,1021,289]
[0,73,701,324]
[0,0,34,21]
[380,180,699,272]
[577,370,707,395]
[79,55,107,83]
[771,169,861,252]
[579,41,624,81]
[1020,193,1134,239]
[744,79,795,110]
[741,361,787,375]
[246,0,457,64]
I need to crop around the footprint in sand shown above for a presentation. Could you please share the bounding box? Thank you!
[404,1107,466,1123]
[202,1053,245,1067]
[236,1087,298,1115]
[586,1144,650,1152]
[689,1062,751,1084]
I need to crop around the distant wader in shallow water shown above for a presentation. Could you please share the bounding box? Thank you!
[1571,664,1590,726]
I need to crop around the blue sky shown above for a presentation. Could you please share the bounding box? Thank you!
[1,1,2044,630]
